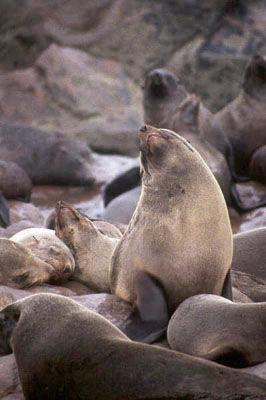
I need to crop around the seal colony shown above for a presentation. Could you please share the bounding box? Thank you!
[110,125,233,332]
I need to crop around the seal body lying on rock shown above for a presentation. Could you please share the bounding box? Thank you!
[11,228,75,282]
[1,293,266,400]
[167,294,266,368]
[0,238,57,289]
[56,201,119,293]
[110,125,233,331]
[0,123,95,186]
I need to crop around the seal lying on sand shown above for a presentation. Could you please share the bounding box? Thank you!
[1,293,266,400]
[110,125,233,338]
[167,294,266,368]
[0,123,95,186]
[11,228,75,282]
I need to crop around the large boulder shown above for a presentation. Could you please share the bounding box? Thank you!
[0,44,142,155]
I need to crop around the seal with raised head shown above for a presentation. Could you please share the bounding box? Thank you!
[1,293,266,400]
[210,55,266,181]
[10,228,75,282]
[110,125,233,331]
[167,293,266,368]
[56,201,119,293]
[0,238,57,289]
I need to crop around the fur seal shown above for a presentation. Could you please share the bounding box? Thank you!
[1,293,266,400]
[143,68,188,129]
[0,123,95,186]
[167,293,266,368]
[56,201,118,293]
[210,55,266,180]
[110,125,233,330]
[10,228,75,281]
[232,227,266,281]
[0,238,57,289]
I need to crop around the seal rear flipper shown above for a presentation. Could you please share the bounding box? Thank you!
[103,166,141,207]
[201,345,251,368]
[221,269,233,301]
[121,270,169,343]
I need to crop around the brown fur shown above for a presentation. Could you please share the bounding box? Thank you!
[55,202,118,293]
[167,294,266,367]
[1,293,266,399]
[0,238,57,289]
[11,228,75,282]
[209,55,266,179]
[110,125,233,314]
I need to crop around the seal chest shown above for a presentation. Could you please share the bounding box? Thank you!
[110,125,233,314]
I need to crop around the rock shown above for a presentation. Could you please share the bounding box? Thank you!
[0,161,32,201]
[0,44,142,156]
[8,201,44,226]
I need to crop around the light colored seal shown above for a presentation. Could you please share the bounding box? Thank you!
[1,293,266,399]
[0,238,57,289]
[11,228,75,281]
[56,201,119,293]
[110,125,233,324]
[167,294,266,368]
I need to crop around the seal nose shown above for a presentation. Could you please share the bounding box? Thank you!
[140,125,147,133]
[64,266,72,274]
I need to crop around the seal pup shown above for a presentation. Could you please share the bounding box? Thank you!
[110,125,233,335]
[56,201,119,293]
[10,228,75,281]
[167,294,266,368]
[1,293,266,400]
[232,227,266,281]
[0,238,57,289]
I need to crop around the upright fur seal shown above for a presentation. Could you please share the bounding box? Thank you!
[110,125,233,328]
[167,294,266,368]
[1,293,266,400]
[210,55,266,181]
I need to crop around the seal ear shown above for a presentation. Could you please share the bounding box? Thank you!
[202,345,251,368]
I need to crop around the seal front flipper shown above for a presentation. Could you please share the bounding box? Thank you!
[202,345,251,368]
[221,269,233,301]
[122,271,169,343]
[103,166,141,207]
